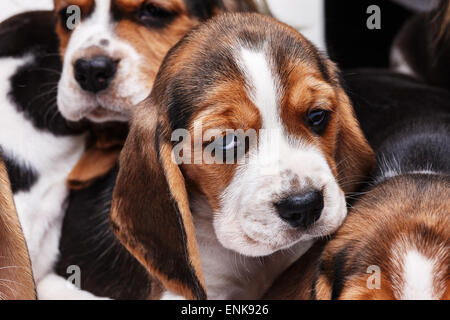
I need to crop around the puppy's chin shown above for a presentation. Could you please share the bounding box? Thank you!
[213,218,306,257]
[85,107,129,123]
[59,103,129,124]
[57,90,130,124]
[57,73,148,124]
[216,232,299,257]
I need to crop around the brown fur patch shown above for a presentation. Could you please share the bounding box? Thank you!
[315,174,450,300]
[54,0,96,55]
[114,15,198,94]
[0,157,36,300]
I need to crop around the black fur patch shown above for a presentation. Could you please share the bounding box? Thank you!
[56,167,153,300]
[0,148,39,193]
[345,70,450,179]
[330,246,349,300]
[185,0,223,21]
[0,11,86,136]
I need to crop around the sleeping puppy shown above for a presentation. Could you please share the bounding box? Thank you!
[111,13,374,300]
[391,0,450,90]
[265,70,450,300]
[0,156,36,300]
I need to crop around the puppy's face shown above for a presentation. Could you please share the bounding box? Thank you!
[54,0,252,123]
[180,52,345,256]
[314,175,450,300]
[111,14,374,299]
[154,14,372,257]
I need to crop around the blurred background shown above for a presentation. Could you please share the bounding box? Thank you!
[0,0,440,69]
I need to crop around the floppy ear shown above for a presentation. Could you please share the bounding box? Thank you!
[111,104,206,300]
[335,88,375,194]
[0,157,36,300]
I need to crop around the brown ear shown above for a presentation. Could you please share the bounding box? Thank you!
[111,104,206,300]
[335,88,375,194]
[0,157,36,300]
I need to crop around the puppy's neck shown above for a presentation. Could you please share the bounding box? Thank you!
[190,194,314,300]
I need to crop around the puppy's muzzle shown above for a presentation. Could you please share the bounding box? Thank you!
[74,56,118,93]
[275,191,324,228]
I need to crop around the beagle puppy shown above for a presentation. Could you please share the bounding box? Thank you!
[111,13,374,300]
[54,0,258,188]
[391,0,450,90]
[0,156,36,300]
[265,70,450,300]
[54,0,257,124]
[52,0,263,299]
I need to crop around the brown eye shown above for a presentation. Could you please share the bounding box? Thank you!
[306,109,330,135]
[138,3,175,28]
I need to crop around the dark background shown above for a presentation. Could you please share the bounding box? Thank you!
[325,0,413,69]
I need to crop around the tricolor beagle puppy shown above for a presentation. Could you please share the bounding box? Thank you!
[111,13,374,300]
[0,0,257,300]
[265,71,450,300]
[0,156,36,300]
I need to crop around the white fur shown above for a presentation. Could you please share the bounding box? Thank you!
[193,198,313,299]
[57,0,149,123]
[0,56,106,299]
[214,47,346,257]
[390,239,447,300]
[400,250,435,300]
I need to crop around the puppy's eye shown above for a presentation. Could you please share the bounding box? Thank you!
[207,133,250,164]
[138,3,174,27]
[221,133,239,151]
[306,109,330,135]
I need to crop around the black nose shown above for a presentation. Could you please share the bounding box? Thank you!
[275,191,324,228]
[74,56,117,93]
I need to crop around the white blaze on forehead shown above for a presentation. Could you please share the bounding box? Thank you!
[237,46,280,130]
[400,250,436,300]
[236,46,290,170]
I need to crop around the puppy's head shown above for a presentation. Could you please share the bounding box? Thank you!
[111,13,374,299]
[54,0,256,123]
[314,174,450,300]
